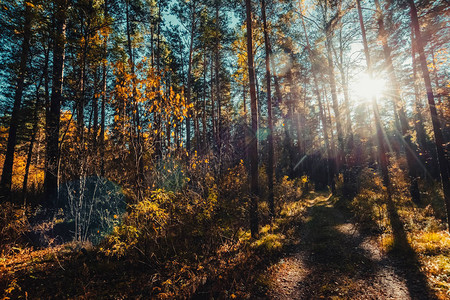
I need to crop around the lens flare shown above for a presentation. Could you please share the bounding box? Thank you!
[351,73,386,100]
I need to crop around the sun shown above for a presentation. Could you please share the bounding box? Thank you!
[350,73,386,100]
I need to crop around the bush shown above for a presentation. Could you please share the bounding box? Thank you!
[349,167,385,232]
[101,160,251,263]
[0,202,28,254]
[275,176,305,211]
[60,176,126,244]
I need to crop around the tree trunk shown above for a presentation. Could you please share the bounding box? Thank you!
[77,22,88,153]
[23,46,50,200]
[215,1,221,159]
[408,0,450,230]
[44,0,68,207]
[245,0,259,238]
[261,0,275,218]
[99,1,108,177]
[210,54,216,148]
[0,1,33,197]
[411,26,428,174]
[153,1,162,159]
[126,0,144,199]
[186,1,196,153]
[325,29,344,171]
[92,69,99,153]
[356,0,392,203]
[374,0,420,203]
[299,3,333,190]
[202,52,207,152]
[431,49,443,121]
[23,91,40,202]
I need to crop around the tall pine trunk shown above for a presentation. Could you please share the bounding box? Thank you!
[0,1,33,197]
[214,1,222,168]
[374,0,420,203]
[23,87,41,202]
[23,46,50,200]
[299,3,333,191]
[245,0,259,238]
[100,22,107,177]
[356,0,393,204]
[185,1,196,153]
[202,52,208,152]
[408,0,450,230]
[126,0,144,199]
[261,0,275,218]
[44,0,68,207]
[325,29,344,173]
[411,26,428,179]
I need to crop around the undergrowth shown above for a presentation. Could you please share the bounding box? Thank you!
[1,164,309,299]
[340,161,450,299]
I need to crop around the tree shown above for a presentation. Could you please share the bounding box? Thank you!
[298,0,333,192]
[260,0,275,218]
[245,0,259,238]
[373,0,420,203]
[407,0,450,230]
[319,0,345,174]
[44,0,69,207]
[0,1,33,198]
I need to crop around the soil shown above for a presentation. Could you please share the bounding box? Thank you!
[261,194,435,299]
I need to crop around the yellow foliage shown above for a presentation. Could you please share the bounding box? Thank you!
[411,231,450,255]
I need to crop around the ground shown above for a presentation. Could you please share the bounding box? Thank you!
[1,192,445,299]
[259,193,437,299]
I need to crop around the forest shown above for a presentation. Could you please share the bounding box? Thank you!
[0,0,449,298]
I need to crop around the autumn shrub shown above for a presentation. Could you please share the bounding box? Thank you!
[421,180,447,222]
[102,159,249,263]
[217,160,249,231]
[388,159,411,206]
[274,175,305,213]
[102,190,169,258]
[349,167,386,232]
[0,202,28,254]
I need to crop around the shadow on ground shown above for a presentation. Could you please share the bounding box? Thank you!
[265,194,436,299]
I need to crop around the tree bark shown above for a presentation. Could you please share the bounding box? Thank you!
[202,52,207,152]
[356,0,392,202]
[186,1,196,153]
[261,0,275,218]
[126,0,144,199]
[1,1,33,197]
[245,0,259,238]
[100,0,108,177]
[325,28,344,171]
[299,3,333,190]
[374,0,420,203]
[408,0,450,230]
[214,1,222,164]
[411,26,428,171]
[44,0,68,207]
[23,91,40,202]
[23,46,50,200]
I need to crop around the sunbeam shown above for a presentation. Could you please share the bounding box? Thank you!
[350,73,386,101]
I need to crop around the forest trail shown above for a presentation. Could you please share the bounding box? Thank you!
[262,193,431,300]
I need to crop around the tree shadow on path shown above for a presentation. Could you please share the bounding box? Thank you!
[287,195,436,299]
[385,197,437,300]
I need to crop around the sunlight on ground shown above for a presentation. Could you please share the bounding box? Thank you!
[378,209,450,299]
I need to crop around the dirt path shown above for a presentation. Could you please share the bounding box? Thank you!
[263,194,431,299]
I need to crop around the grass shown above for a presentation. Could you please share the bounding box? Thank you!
[350,178,450,300]
[0,192,311,299]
